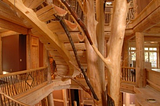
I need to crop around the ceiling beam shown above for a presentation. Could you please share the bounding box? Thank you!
[0,18,28,34]
[0,1,27,27]
[144,36,160,42]
[133,0,160,32]
[0,31,20,37]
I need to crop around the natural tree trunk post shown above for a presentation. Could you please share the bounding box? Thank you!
[26,33,31,69]
[44,50,54,106]
[47,93,54,106]
[41,98,48,106]
[85,0,102,105]
[74,101,77,106]
[119,92,123,106]
[135,32,145,87]
[122,40,129,67]
[159,43,160,68]
[0,36,2,74]
[96,0,106,105]
[106,0,127,105]
[125,93,130,106]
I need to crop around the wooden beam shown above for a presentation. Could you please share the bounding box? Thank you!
[3,0,75,75]
[0,1,27,27]
[144,36,160,41]
[133,0,160,32]
[0,31,20,37]
[0,18,28,34]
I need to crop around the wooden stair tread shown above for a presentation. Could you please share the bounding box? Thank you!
[57,32,81,43]
[64,19,78,31]
[36,4,67,17]
[23,0,44,9]
[64,43,86,51]
[47,21,65,32]
[37,9,56,22]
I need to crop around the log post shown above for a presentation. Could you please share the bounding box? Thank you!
[106,0,128,105]
[44,49,54,106]
[135,32,145,87]
[125,93,130,106]
[0,36,2,74]
[26,33,31,70]
[96,0,106,105]
[119,92,123,106]
[85,0,102,105]
[122,40,129,67]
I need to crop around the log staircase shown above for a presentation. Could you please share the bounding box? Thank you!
[3,0,87,78]
[0,0,138,105]
[0,0,89,105]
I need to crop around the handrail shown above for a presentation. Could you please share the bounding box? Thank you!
[0,67,47,78]
[0,67,48,97]
[0,91,29,106]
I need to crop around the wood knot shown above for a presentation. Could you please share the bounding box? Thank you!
[25,11,29,14]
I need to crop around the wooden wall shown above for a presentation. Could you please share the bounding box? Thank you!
[146,69,160,91]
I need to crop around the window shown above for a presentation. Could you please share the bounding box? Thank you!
[129,46,158,68]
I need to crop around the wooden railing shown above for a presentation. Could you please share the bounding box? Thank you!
[126,7,134,22]
[0,91,29,106]
[0,67,48,97]
[121,67,136,83]
[105,12,111,25]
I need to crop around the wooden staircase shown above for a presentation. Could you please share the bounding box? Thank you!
[3,0,86,78]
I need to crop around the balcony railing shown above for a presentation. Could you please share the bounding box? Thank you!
[0,91,29,106]
[121,67,136,83]
[0,67,48,97]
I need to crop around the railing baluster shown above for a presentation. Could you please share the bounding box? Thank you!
[0,67,48,99]
[121,67,136,83]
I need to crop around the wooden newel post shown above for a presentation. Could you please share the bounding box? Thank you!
[136,32,145,87]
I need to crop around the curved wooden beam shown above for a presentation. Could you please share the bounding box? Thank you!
[3,0,75,75]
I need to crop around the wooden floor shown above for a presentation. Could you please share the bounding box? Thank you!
[135,86,160,106]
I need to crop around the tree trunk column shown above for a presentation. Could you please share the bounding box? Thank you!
[0,36,2,74]
[122,40,129,67]
[135,32,145,87]
[45,50,54,106]
[96,0,106,105]
[47,93,54,106]
[85,0,102,105]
